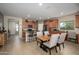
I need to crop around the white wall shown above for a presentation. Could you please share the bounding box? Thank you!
[4,16,8,32]
[0,22,2,29]
[4,16,22,38]
[19,18,22,38]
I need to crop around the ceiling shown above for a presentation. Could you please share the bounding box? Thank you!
[0,3,79,20]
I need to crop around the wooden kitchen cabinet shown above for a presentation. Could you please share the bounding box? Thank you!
[76,34,79,44]
[44,19,58,34]
[44,19,58,28]
[49,20,58,28]
[0,32,7,46]
[75,15,79,28]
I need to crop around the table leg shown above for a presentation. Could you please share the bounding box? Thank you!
[40,41,48,52]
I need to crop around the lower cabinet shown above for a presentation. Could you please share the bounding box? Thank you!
[0,32,7,46]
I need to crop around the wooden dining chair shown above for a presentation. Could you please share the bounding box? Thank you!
[44,31,49,35]
[28,29,33,42]
[42,34,60,55]
[57,33,67,50]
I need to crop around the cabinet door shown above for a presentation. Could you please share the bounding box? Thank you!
[53,20,58,28]
[51,20,58,28]
[0,35,4,45]
[76,15,79,28]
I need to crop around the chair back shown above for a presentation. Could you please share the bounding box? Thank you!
[49,34,60,47]
[44,31,49,35]
[37,31,43,37]
[58,33,67,44]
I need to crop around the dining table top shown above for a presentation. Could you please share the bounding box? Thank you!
[37,35,50,41]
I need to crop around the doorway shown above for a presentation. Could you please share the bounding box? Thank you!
[8,20,19,36]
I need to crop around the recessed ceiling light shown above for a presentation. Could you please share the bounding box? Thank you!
[25,17,28,19]
[39,17,42,19]
[47,17,50,19]
[39,3,43,6]
[60,12,63,15]
[27,14,30,17]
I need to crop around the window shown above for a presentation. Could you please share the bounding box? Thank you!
[60,21,74,30]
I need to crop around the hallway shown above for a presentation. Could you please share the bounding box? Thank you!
[0,35,79,55]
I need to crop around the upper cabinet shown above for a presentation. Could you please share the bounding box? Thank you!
[44,19,58,32]
[49,20,58,28]
[22,19,37,30]
[44,19,58,28]
[75,15,79,28]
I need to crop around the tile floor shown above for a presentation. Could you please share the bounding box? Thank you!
[0,35,79,55]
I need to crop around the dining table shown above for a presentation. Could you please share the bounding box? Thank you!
[37,35,50,52]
